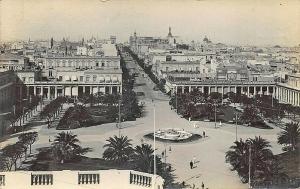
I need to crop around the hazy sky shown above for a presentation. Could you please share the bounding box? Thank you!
[0,0,300,46]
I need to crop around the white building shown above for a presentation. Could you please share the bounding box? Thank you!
[276,73,300,106]
[0,170,164,189]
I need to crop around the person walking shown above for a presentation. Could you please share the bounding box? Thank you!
[190,160,193,169]
[201,182,205,189]
[193,156,196,164]
[203,131,206,138]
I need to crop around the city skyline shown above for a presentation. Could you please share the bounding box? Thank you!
[1,0,300,46]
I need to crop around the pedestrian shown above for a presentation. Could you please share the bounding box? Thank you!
[201,182,204,189]
[203,131,206,138]
[193,156,196,164]
[182,181,185,186]
[190,160,193,169]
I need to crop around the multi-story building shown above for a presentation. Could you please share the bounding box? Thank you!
[164,63,277,98]
[0,170,164,189]
[276,73,300,106]
[0,53,29,72]
[0,71,17,137]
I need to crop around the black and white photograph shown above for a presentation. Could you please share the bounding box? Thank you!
[0,0,300,188]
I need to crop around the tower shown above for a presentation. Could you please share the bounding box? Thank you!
[50,37,54,49]
[168,27,172,37]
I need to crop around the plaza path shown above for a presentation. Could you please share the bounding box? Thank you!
[0,61,284,189]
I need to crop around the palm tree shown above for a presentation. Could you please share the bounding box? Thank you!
[278,122,300,151]
[226,139,249,182]
[226,137,275,185]
[102,135,133,164]
[132,144,154,173]
[51,132,82,163]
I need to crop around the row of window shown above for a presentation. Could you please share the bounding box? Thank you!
[47,62,108,68]
[165,67,209,73]
[56,75,119,82]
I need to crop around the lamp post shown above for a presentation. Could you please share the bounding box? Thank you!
[153,101,156,174]
[246,139,252,189]
[118,97,121,137]
[235,113,238,141]
[214,102,217,129]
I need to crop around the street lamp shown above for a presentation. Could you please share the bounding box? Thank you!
[246,139,252,189]
[214,102,217,129]
[153,101,156,177]
[117,97,122,137]
[234,113,240,142]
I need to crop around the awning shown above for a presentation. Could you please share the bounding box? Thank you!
[99,77,105,82]
[72,75,78,81]
[112,77,118,82]
[64,76,70,81]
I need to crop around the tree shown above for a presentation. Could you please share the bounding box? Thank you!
[18,133,31,159]
[226,137,275,185]
[278,122,300,151]
[240,106,261,124]
[132,143,164,175]
[1,143,24,171]
[209,92,222,103]
[132,143,154,173]
[51,131,89,163]
[27,132,38,154]
[102,135,133,164]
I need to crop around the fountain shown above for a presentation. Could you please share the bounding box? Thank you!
[144,128,201,143]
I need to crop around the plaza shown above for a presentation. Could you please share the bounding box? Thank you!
[0,57,285,189]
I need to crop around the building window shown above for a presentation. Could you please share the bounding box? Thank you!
[96,62,99,67]
[93,75,97,82]
[78,174,100,184]
[31,174,53,185]
[102,62,105,67]
[0,175,5,186]
[166,55,172,61]
[86,76,90,82]
[22,77,26,82]
[80,76,84,82]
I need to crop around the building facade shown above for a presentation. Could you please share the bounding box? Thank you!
[0,170,164,189]
[0,53,29,72]
[276,73,300,106]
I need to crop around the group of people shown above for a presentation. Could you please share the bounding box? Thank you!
[182,181,207,189]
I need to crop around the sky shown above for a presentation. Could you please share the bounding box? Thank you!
[0,0,300,46]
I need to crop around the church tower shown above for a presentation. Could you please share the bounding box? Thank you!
[167,27,173,37]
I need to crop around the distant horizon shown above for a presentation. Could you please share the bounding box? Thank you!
[2,36,300,48]
[1,0,300,46]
